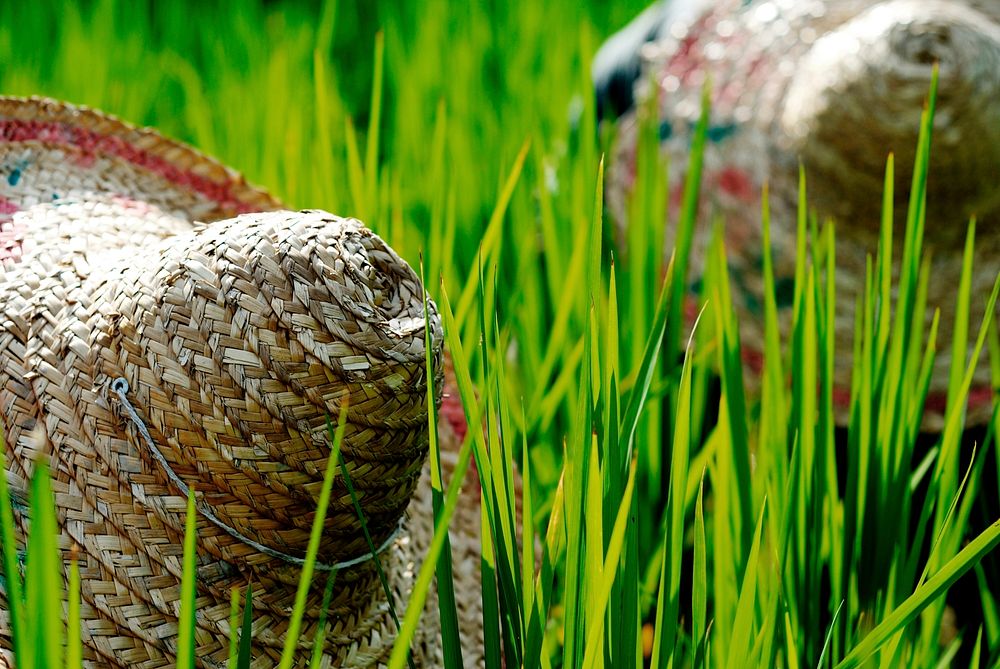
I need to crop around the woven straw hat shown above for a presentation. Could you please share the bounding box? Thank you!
[604,0,1000,429]
[0,97,485,667]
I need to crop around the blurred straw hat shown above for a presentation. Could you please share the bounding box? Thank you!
[0,96,484,667]
[602,0,1000,429]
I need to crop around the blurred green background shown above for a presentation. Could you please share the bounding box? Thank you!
[0,0,644,231]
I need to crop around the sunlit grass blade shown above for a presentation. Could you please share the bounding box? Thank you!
[0,435,26,665]
[725,499,767,669]
[309,570,337,669]
[817,601,845,669]
[692,472,708,657]
[387,415,480,669]
[481,494,503,669]
[277,408,348,669]
[786,611,802,669]
[524,471,566,668]
[836,516,1000,669]
[228,587,239,669]
[421,257,464,669]
[580,456,638,669]
[337,442,415,669]
[967,627,982,669]
[620,257,674,456]
[651,319,700,666]
[176,487,198,669]
[708,224,754,563]
[66,557,81,669]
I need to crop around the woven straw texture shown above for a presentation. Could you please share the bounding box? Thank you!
[607,0,1000,429]
[0,96,485,667]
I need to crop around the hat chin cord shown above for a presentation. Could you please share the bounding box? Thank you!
[110,376,403,572]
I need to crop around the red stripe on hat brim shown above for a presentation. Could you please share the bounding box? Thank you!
[1,119,260,214]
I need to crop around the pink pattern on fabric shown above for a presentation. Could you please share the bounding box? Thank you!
[715,166,755,202]
[109,194,156,216]
[440,390,468,443]
[0,119,257,214]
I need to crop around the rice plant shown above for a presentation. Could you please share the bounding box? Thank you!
[1,0,999,667]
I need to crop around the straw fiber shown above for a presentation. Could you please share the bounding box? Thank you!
[0,96,485,667]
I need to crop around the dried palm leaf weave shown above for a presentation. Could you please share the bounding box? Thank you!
[0,96,485,668]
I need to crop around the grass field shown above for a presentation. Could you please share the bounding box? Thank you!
[3,0,1000,667]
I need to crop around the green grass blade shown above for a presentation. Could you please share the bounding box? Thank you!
[66,557,81,669]
[693,472,708,653]
[648,530,670,669]
[975,562,1000,648]
[236,583,254,669]
[816,600,844,669]
[176,487,198,669]
[387,418,479,669]
[652,321,699,664]
[725,500,767,669]
[481,497,503,669]
[0,435,26,665]
[277,408,348,669]
[931,639,960,669]
[836,516,1000,669]
[337,447,414,669]
[580,456,638,669]
[309,570,337,669]
[524,471,566,668]
[228,587,239,669]
[311,47,337,207]
[876,154,895,356]
[619,257,674,456]
[709,225,754,561]
[520,404,535,625]
[421,258,464,669]
[26,461,64,669]
[967,627,983,669]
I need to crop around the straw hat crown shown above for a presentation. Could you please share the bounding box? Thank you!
[0,97,466,667]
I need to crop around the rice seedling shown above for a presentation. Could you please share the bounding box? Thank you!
[1,1,999,667]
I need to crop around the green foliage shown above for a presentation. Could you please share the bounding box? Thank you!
[1,1,999,668]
